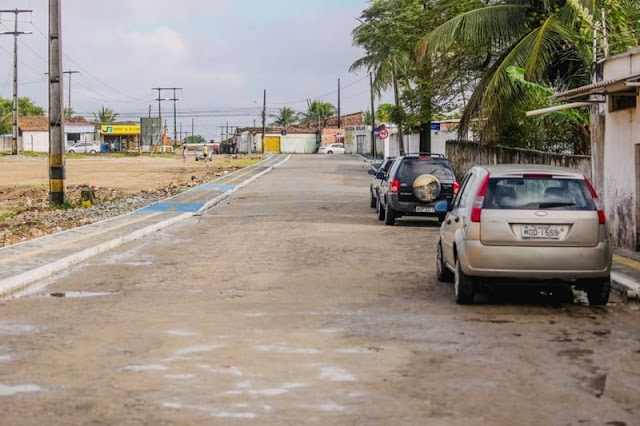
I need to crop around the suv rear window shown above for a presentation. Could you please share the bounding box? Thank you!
[396,159,454,182]
[483,177,596,210]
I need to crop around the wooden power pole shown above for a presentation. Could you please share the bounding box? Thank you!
[0,8,32,155]
[48,0,66,206]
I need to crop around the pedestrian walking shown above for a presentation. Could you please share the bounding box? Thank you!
[182,145,188,163]
[202,144,209,162]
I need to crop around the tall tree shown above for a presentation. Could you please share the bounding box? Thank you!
[93,106,119,123]
[351,0,485,150]
[298,100,337,126]
[270,107,298,127]
[0,96,45,134]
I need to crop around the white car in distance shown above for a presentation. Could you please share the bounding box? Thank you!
[318,143,345,154]
[66,141,101,154]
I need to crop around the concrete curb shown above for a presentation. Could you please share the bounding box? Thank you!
[611,272,640,297]
[0,155,290,299]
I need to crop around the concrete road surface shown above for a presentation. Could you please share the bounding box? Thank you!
[1,154,639,425]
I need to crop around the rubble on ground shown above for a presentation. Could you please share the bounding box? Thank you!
[0,171,221,248]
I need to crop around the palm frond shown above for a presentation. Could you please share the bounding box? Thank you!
[417,5,531,60]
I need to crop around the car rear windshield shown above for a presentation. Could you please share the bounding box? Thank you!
[483,177,596,210]
[397,159,454,182]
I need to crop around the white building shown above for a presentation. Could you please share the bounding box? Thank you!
[18,116,98,152]
[557,48,640,250]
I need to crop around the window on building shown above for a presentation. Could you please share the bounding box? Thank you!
[609,91,637,112]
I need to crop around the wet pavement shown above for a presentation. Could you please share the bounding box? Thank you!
[0,154,290,299]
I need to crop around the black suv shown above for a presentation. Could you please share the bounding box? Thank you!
[377,153,459,225]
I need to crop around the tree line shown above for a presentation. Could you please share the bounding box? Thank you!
[350,0,640,155]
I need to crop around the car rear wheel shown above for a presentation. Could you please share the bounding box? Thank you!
[384,201,395,225]
[585,278,611,306]
[327,150,333,154]
[377,197,385,221]
[454,259,475,305]
[436,241,454,282]
[370,192,376,208]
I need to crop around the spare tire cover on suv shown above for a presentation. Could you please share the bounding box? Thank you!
[413,174,441,202]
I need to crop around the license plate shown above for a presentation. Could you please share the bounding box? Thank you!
[521,225,561,239]
[416,206,435,213]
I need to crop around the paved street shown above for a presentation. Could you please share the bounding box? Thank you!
[1,154,639,425]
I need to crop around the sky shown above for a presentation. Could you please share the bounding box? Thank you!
[0,0,392,141]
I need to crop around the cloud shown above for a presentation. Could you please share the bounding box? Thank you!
[1,0,392,140]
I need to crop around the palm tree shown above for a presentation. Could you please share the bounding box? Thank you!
[270,107,298,127]
[416,0,623,138]
[64,107,74,119]
[93,106,119,123]
[298,100,337,126]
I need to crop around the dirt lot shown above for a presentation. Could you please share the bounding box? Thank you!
[0,153,261,247]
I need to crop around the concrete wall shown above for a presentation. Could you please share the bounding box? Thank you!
[236,131,317,154]
[22,131,49,152]
[446,141,592,180]
[281,135,317,153]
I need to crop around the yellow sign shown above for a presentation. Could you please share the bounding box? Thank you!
[101,125,141,135]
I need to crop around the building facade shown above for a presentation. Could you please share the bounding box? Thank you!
[558,48,640,250]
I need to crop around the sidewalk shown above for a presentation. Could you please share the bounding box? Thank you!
[612,248,640,298]
[0,154,290,299]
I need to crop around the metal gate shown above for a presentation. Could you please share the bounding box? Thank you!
[356,135,366,154]
[265,136,281,153]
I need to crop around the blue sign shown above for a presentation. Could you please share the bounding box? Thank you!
[430,122,441,131]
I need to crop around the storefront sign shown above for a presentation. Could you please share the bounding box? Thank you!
[101,125,141,135]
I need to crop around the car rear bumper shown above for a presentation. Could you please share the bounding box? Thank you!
[459,241,612,279]
[386,195,442,216]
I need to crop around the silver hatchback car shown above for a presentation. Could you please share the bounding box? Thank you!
[436,164,612,305]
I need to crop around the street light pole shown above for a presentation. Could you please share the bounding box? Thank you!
[370,72,376,160]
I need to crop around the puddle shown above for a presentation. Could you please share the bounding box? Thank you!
[319,367,356,382]
[123,364,169,372]
[0,384,43,396]
[35,291,117,299]
[0,322,38,334]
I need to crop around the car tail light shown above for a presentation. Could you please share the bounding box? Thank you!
[453,181,460,195]
[584,175,606,224]
[470,174,490,223]
[390,179,400,193]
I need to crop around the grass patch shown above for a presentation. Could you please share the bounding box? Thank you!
[1,212,14,219]
[51,201,75,210]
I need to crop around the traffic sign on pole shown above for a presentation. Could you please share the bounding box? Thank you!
[379,129,389,139]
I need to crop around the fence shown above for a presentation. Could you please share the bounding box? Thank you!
[446,141,592,179]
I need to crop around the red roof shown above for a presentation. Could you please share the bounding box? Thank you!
[18,115,95,132]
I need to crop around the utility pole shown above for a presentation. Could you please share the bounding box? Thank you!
[1,8,32,155]
[261,89,266,154]
[63,70,79,113]
[152,87,180,146]
[337,78,341,130]
[191,118,194,142]
[153,88,163,120]
[392,56,404,155]
[47,1,65,206]
[169,88,182,144]
[370,72,376,160]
